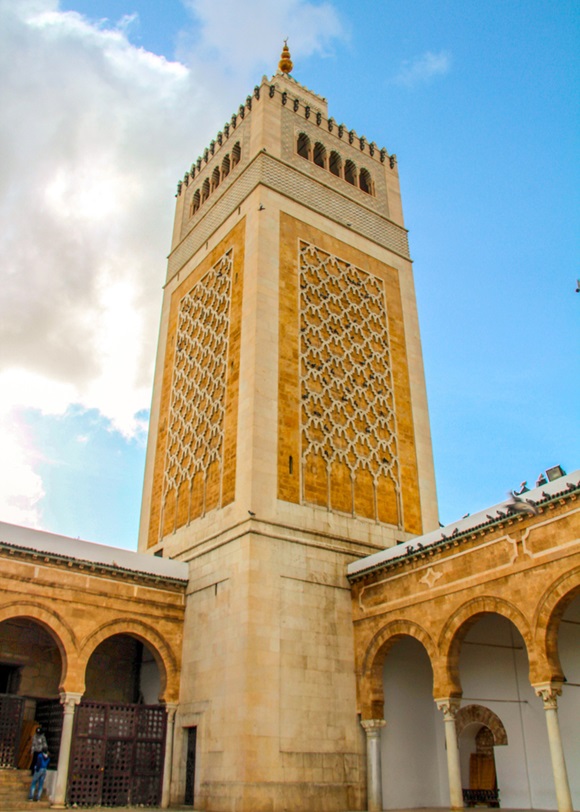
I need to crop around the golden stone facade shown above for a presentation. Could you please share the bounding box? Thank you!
[0,59,577,812]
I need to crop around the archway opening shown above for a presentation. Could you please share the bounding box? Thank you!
[557,593,580,805]
[459,722,500,807]
[84,633,162,704]
[296,132,310,159]
[68,635,167,807]
[457,612,549,809]
[381,635,445,808]
[313,141,326,168]
[329,150,342,177]
[0,617,64,769]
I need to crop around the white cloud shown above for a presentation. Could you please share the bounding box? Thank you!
[0,0,345,524]
[393,50,452,88]
[180,0,344,84]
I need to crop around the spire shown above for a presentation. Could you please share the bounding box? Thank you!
[278,39,293,74]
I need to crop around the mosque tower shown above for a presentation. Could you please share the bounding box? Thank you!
[139,43,438,811]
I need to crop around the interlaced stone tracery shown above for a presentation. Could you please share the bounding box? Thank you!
[299,241,400,517]
[162,251,233,519]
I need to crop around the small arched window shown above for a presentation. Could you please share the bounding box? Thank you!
[221,154,230,179]
[231,142,241,168]
[297,133,310,160]
[201,178,210,202]
[359,168,372,194]
[313,142,326,168]
[191,190,200,215]
[344,160,356,185]
[211,167,220,192]
[329,151,342,177]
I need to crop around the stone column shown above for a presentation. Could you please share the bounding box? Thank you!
[161,703,178,808]
[360,719,386,812]
[51,691,83,809]
[436,698,463,810]
[534,684,573,812]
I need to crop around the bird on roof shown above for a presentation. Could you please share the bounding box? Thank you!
[507,491,539,516]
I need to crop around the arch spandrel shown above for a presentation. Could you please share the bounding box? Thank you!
[0,600,77,691]
[437,596,536,694]
[78,618,181,703]
[359,619,436,719]
[533,568,580,684]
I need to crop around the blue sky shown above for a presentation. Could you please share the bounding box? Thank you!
[0,0,578,548]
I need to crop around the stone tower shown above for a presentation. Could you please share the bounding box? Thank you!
[139,45,438,812]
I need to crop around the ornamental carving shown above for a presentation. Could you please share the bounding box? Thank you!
[299,241,401,517]
[162,251,233,514]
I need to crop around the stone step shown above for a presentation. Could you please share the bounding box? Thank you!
[0,769,51,809]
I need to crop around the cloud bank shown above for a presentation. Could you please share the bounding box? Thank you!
[0,0,344,527]
[393,50,452,87]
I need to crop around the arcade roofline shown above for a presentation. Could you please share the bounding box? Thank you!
[0,521,189,587]
[347,469,580,582]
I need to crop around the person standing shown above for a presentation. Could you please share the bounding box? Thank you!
[30,726,47,774]
[28,748,50,802]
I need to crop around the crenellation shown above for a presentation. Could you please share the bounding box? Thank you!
[177,72,395,204]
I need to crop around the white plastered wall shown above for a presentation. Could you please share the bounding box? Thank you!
[380,608,580,811]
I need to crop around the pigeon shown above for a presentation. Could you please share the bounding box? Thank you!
[506,492,539,516]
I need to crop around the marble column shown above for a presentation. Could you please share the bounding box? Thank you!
[161,703,178,808]
[534,684,573,812]
[361,718,386,812]
[436,698,463,810]
[51,691,83,808]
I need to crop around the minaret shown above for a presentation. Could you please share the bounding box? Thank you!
[139,43,437,811]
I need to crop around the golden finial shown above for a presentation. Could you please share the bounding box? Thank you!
[278,39,293,74]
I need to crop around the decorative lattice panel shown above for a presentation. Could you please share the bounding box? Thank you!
[67,702,166,807]
[161,250,233,530]
[0,695,23,767]
[299,240,401,521]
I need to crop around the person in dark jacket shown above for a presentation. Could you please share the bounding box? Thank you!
[29,748,50,802]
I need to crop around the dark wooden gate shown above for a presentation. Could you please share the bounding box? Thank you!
[67,702,167,807]
[0,694,24,767]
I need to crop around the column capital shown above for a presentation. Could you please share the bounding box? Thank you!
[59,691,83,711]
[533,683,562,710]
[361,718,386,735]
[164,702,178,721]
[435,697,461,720]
